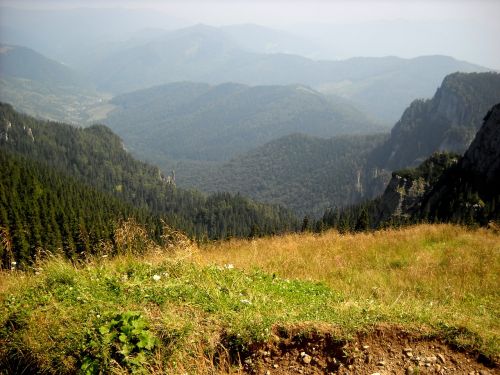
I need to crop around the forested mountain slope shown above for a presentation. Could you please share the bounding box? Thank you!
[105,81,380,162]
[0,103,298,242]
[174,133,388,217]
[0,150,163,268]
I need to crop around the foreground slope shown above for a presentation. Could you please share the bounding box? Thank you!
[0,225,498,373]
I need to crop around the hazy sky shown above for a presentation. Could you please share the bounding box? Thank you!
[2,0,498,24]
[1,0,499,68]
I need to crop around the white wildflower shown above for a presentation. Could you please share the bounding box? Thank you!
[224,264,234,270]
[152,274,161,281]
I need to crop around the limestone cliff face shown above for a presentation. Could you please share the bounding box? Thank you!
[380,72,500,170]
[373,153,460,225]
[373,175,428,224]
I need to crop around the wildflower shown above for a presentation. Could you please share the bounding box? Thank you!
[152,274,161,281]
[224,264,234,270]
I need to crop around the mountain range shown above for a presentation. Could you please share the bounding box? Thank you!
[83,24,489,123]
[170,72,500,217]
[104,81,382,163]
[1,20,491,124]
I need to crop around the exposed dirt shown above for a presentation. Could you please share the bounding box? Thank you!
[238,324,498,375]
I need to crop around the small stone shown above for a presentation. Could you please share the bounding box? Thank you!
[363,345,370,350]
[405,351,413,358]
[377,360,386,366]
[302,354,312,364]
[426,356,437,363]
[266,371,271,375]
[406,366,414,375]
[403,347,413,352]
[273,364,279,369]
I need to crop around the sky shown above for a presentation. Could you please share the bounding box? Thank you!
[1,0,499,68]
[2,0,498,24]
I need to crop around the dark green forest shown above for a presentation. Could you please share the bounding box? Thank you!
[175,132,388,217]
[0,103,299,266]
[0,150,163,268]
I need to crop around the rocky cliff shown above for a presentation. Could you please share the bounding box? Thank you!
[375,72,500,171]
[374,103,500,226]
[460,104,500,183]
[373,153,459,225]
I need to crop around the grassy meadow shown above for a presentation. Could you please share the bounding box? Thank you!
[0,224,498,373]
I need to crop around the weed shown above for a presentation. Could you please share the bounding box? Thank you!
[81,311,157,374]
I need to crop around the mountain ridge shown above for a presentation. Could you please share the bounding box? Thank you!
[105,81,381,163]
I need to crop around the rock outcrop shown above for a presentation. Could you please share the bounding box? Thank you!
[375,72,500,170]
[460,103,500,183]
[373,153,459,225]
[373,102,500,226]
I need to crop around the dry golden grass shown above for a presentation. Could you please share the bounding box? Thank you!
[197,224,500,345]
[197,224,499,297]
